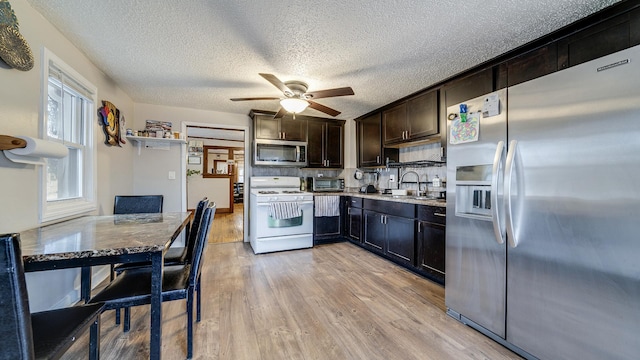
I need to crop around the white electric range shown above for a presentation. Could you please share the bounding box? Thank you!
[249,176,314,254]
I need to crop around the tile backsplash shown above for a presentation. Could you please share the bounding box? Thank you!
[251,142,446,197]
[341,142,446,196]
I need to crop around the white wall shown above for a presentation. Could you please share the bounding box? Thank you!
[188,177,231,209]
[133,103,252,240]
[0,0,135,311]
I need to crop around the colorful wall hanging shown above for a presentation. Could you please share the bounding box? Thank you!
[98,100,122,146]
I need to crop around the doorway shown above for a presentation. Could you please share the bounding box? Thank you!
[184,124,248,243]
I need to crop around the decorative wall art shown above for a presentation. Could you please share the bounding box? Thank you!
[98,100,122,146]
[0,1,34,71]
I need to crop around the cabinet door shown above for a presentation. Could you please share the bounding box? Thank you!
[507,44,558,87]
[363,210,385,253]
[280,116,307,141]
[358,113,383,167]
[254,115,281,140]
[417,220,445,284]
[444,68,494,107]
[347,207,362,242]
[324,121,343,168]
[406,90,438,140]
[557,13,631,70]
[382,103,407,145]
[385,215,415,265]
[307,120,325,167]
[314,215,342,245]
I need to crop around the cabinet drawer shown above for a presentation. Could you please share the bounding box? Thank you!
[348,197,363,208]
[364,199,414,218]
[417,205,446,225]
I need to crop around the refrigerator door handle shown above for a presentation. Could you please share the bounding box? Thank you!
[505,139,519,248]
[491,140,505,244]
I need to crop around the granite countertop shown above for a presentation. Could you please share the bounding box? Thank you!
[312,191,446,208]
[19,212,192,264]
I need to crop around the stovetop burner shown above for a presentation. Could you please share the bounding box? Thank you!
[282,190,303,194]
[257,190,278,194]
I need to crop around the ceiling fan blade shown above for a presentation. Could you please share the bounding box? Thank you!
[230,97,280,101]
[308,100,341,117]
[274,107,288,119]
[304,87,354,99]
[259,73,293,95]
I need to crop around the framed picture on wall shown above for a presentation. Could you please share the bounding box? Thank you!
[188,156,201,165]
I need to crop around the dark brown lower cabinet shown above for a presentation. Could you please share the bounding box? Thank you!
[363,210,385,254]
[314,215,343,245]
[346,206,362,242]
[416,205,446,284]
[362,199,415,266]
[343,197,445,285]
[384,214,415,266]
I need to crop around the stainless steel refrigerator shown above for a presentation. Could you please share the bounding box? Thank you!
[446,44,640,360]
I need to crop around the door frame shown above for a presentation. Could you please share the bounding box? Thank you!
[182,121,250,243]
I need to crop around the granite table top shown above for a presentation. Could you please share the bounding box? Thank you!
[19,212,192,265]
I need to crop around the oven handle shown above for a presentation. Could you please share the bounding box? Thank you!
[256,201,314,206]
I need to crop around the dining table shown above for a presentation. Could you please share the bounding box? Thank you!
[19,212,193,360]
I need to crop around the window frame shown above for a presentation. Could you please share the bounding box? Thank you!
[40,48,98,223]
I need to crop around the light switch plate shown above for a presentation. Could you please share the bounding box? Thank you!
[168,171,176,180]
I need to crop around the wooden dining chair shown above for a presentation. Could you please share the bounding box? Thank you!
[0,233,105,360]
[89,202,216,359]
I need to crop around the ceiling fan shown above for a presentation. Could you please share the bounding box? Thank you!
[230,73,354,118]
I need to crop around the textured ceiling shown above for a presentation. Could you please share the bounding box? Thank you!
[25,0,621,120]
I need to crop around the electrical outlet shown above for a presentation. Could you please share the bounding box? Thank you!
[168,171,176,180]
[389,174,396,182]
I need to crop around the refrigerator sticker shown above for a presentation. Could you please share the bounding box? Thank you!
[450,112,479,144]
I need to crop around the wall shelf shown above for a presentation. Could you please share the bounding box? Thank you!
[126,136,186,155]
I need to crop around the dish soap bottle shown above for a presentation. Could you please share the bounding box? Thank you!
[432,175,441,188]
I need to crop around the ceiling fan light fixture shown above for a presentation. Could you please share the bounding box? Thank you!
[280,98,309,113]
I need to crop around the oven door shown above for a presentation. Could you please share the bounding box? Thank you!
[254,200,314,238]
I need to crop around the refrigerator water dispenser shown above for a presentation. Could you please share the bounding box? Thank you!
[455,165,493,220]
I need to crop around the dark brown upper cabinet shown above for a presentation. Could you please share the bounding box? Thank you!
[557,12,633,70]
[307,119,344,169]
[507,44,558,87]
[444,68,494,107]
[357,112,399,168]
[253,113,307,141]
[382,89,439,146]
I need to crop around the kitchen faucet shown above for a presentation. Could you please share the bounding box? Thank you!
[399,170,420,194]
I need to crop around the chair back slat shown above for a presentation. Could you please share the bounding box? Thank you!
[188,203,216,286]
[114,195,163,214]
[0,233,35,360]
[184,198,209,262]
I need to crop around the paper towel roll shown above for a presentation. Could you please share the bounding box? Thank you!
[3,136,68,165]
[8,136,68,158]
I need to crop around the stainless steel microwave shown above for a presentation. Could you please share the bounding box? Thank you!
[254,139,308,166]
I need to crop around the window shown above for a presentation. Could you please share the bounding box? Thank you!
[40,48,97,222]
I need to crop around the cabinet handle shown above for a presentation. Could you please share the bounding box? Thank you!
[348,208,351,215]
[376,155,380,164]
[418,222,422,233]
[326,159,330,167]
[434,213,446,217]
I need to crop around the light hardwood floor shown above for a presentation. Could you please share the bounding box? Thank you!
[62,240,521,359]
[209,203,243,244]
